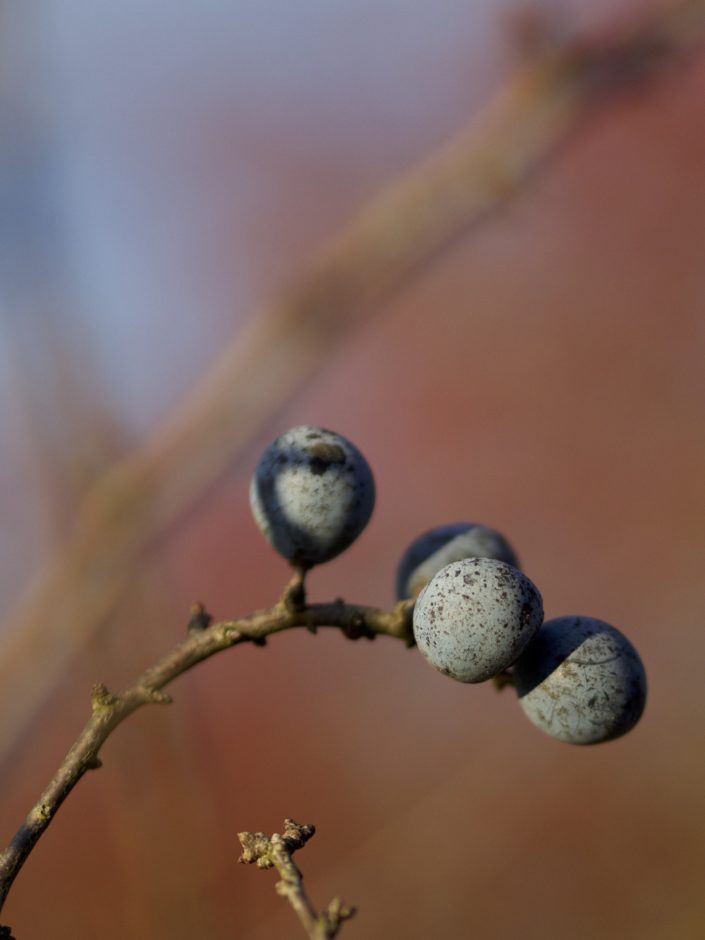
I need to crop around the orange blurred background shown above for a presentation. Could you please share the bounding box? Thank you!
[1,2,704,938]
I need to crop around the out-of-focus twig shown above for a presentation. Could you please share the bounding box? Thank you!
[1,0,704,763]
[238,819,355,940]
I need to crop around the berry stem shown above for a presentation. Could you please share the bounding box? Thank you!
[282,567,309,612]
[492,670,515,691]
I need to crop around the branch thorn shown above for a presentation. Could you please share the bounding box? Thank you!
[187,602,213,633]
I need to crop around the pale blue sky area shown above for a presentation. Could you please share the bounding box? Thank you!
[1,1,505,430]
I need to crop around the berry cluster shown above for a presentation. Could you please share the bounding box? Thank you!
[251,426,647,745]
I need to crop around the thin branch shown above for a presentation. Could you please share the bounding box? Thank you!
[0,578,413,914]
[238,819,355,940]
[2,0,704,763]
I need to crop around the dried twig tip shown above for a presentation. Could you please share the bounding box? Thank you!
[237,830,274,867]
[281,818,316,851]
[238,819,354,937]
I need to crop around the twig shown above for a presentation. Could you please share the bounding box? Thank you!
[2,0,704,763]
[238,819,355,940]
[0,577,413,914]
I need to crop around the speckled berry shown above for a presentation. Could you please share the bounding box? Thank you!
[412,557,543,683]
[396,522,519,599]
[249,426,375,567]
[513,616,647,745]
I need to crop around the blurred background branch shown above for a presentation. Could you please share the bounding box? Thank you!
[1,0,703,772]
